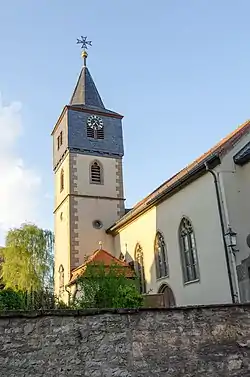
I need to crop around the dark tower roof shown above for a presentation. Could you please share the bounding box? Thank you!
[70,51,105,109]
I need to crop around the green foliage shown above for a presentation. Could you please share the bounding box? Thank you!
[1,223,54,292]
[0,247,4,290]
[73,263,143,309]
[0,288,69,311]
[0,289,26,310]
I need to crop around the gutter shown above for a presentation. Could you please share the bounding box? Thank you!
[204,162,236,304]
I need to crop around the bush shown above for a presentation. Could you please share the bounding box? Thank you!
[73,263,143,309]
[0,289,26,310]
[0,289,68,311]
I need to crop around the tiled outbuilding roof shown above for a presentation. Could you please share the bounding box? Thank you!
[69,248,135,285]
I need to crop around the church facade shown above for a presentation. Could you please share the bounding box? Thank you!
[52,51,250,306]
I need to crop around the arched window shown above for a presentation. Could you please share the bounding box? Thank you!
[179,217,199,283]
[154,232,168,279]
[60,169,64,192]
[58,265,64,296]
[134,243,146,294]
[90,161,103,184]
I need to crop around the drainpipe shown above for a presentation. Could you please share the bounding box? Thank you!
[218,172,240,302]
[204,162,236,303]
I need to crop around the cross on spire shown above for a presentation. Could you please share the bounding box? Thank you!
[76,36,92,67]
[76,36,92,50]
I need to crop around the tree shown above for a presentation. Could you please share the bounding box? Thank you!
[0,247,4,290]
[73,263,143,309]
[1,223,54,292]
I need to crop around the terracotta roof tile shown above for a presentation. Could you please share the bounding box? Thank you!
[69,249,134,285]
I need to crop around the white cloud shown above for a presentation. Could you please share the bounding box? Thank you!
[0,96,41,244]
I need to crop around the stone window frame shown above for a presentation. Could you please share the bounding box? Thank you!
[58,264,64,296]
[60,168,64,192]
[179,216,200,284]
[154,231,169,279]
[90,160,104,185]
[134,243,146,294]
[57,131,63,150]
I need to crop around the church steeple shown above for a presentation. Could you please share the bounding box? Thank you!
[70,49,105,109]
[53,37,125,302]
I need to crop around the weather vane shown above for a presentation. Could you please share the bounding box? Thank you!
[76,36,92,50]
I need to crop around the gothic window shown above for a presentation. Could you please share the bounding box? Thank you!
[134,243,146,294]
[179,217,200,283]
[58,265,64,296]
[90,161,103,184]
[154,232,168,279]
[60,169,64,192]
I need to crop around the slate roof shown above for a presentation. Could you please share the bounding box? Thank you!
[68,248,135,285]
[107,119,250,233]
[70,66,105,109]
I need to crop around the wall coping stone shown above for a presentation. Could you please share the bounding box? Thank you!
[1,302,250,318]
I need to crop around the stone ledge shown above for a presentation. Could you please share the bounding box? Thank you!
[1,302,250,318]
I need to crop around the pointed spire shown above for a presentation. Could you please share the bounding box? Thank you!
[70,37,105,109]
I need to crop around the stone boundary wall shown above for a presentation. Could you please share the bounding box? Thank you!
[1,304,250,376]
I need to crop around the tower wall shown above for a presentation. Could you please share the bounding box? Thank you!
[68,109,124,157]
[54,153,71,300]
[69,153,124,266]
[53,111,68,170]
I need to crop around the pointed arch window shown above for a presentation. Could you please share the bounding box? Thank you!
[58,265,64,296]
[179,217,199,283]
[134,243,146,294]
[60,169,64,192]
[90,161,103,184]
[154,232,168,279]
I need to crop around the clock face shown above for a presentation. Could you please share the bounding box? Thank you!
[87,115,103,130]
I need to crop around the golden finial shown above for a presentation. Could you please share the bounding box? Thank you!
[81,50,88,67]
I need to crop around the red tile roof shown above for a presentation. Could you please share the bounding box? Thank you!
[69,248,134,285]
[108,119,250,233]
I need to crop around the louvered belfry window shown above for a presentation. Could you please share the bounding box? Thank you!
[87,125,95,138]
[90,161,103,184]
[87,125,104,139]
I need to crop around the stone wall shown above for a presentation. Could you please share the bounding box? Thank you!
[1,305,250,376]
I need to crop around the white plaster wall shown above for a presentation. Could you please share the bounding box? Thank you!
[76,154,120,198]
[216,132,250,264]
[116,173,232,306]
[54,153,70,301]
[76,197,116,264]
[54,197,70,302]
[54,153,70,210]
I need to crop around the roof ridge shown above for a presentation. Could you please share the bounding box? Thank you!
[132,119,250,210]
[109,118,250,232]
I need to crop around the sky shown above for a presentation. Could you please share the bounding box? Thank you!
[0,1,250,244]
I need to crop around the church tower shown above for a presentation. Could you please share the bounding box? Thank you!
[52,42,125,298]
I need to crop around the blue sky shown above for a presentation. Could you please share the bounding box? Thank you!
[0,1,250,243]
